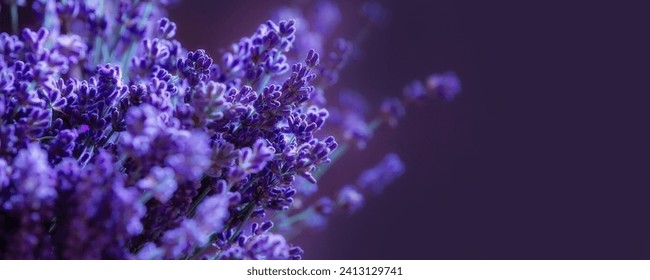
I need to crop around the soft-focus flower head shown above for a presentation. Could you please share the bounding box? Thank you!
[337,185,364,213]
[403,80,427,101]
[361,1,391,27]
[357,153,405,193]
[311,0,342,35]
[427,71,461,101]
[380,97,406,127]
[314,196,334,215]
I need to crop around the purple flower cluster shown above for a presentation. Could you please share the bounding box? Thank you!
[0,0,459,259]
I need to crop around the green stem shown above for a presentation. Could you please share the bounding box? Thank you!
[120,44,137,78]
[11,105,22,119]
[99,129,115,148]
[48,217,57,234]
[93,37,103,66]
[10,4,18,35]
[138,191,153,204]
[185,177,210,218]
[278,207,314,228]
[256,74,271,94]
[37,136,56,141]
[114,154,128,170]
[368,118,383,132]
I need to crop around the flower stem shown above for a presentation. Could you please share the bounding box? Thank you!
[138,191,153,204]
[185,176,210,218]
[209,203,255,260]
[10,4,18,35]
[368,118,383,132]
[278,207,314,228]
[256,74,271,94]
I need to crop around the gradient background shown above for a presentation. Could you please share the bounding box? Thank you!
[168,0,650,259]
[171,0,650,259]
[2,0,648,259]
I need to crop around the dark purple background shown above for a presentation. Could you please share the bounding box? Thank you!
[168,0,650,259]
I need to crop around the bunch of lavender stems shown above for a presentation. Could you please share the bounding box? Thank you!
[0,0,460,259]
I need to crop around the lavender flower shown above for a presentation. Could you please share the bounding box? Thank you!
[314,196,334,215]
[357,153,405,193]
[427,71,462,101]
[157,17,177,39]
[229,139,275,183]
[136,166,177,203]
[403,80,427,101]
[0,159,9,189]
[218,231,303,260]
[149,194,230,259]
[337,185,364,213]
[312,1,342,35]
[361,2,391,26]
[0,144,56,259]
[380,97,406,127]
[177,49,212,87]
[7,144,56,207]
[206,140,237,177]
[241,233,292,260]
[50,151,145,259]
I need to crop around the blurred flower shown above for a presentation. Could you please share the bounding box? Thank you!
[427,71,462,101]
[380,97,405,127]
[357,153,405,193]
[337,185,365,213]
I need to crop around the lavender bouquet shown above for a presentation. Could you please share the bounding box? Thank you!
[0,0,460,259]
